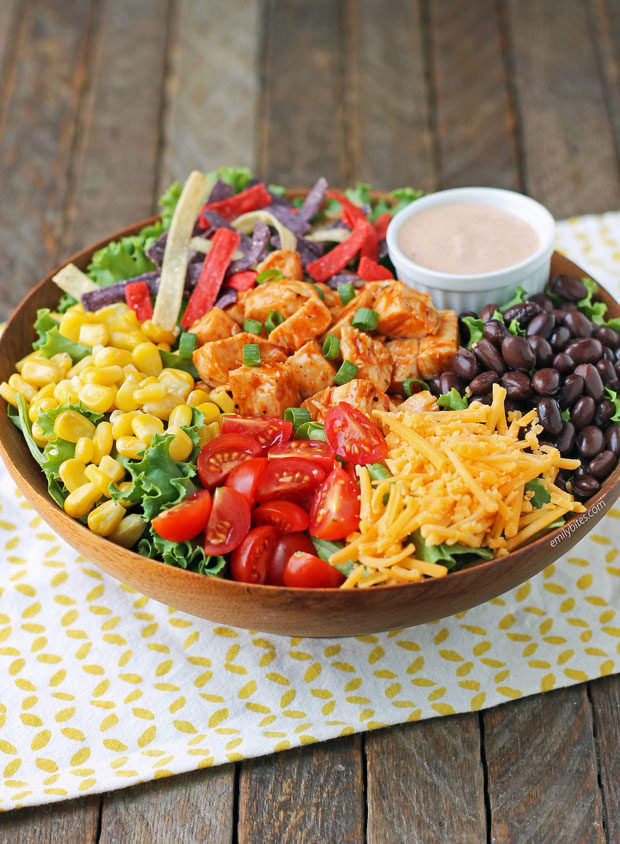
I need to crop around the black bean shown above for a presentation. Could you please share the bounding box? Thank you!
[483,319,508,347]
[526,311,556,339]
[532,368,560,396]
[596,358,618,387]
[505,398,522,414]
[588,450,617,480]
[501,335,536,371]
[552,274,588,301]
[572,474,601,498]
[563,311,593,338]
[503,301,542,327]
[605,425,620,456]
[529,292,554,312]
[594,399,615,427]
[550,326,571,352]
[501,371,533,401]
[615,359,620,378]
[602,346,617,362]
[571,396,596,428]
[473,339,506,374]
[428,375,442,396]
[469,370,499,395]
[556,421,576,456]
[574,363,604,400]
[551,352,574,376]
[577,425,605,459]
[451,349,480,381]
[562,302,579,312]
[537,397,563,436]
[480,304,500,323]
[476,395,493,406]
[559,374,584,409]
[616,346,620,361]
[565,337,603,364]
[528,336,554,368]
[554,474,568,492]
[594,325,620,349]
[439,372,463,395]
[553,308,569,323]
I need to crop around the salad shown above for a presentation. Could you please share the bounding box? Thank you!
[1,167,617,589]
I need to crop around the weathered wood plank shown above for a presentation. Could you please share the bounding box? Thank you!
[590,0,620,198]
[366,716,487,844]
[483,688,605,843]
[238,736,364,844]
[0,1,20,116]
[589,676,620,843]
[99,767,235,844]
[0,796,99,844]
[506,0,620,216]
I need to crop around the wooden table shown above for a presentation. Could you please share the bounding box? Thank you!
[0,1,619,841]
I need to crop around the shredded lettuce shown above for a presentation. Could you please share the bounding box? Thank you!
[605,387,620,423]
[577,277,607,325]
[500,285,528,312]
[138,526,227,576]
[32,308,90,362]
[344,183,423,222]
[525,478,551,508]
[159,181,183,228]
[87,231,161,288]
[33,309,60,348]
[437,388,468,411]
[462,315,484,348]
[411,530,494,572]
[207,166,253,194]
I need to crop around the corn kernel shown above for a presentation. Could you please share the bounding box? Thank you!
[84,464,113,498]
[53,409,96,442]
[21,359,61,386]
[92,421,113,463]
[208,388,235,414]
[115,377,140,412]
[143,393,184,421]
[158,368,194,400]
[93,347,132,368]
[67,354,93,377]
[111,411,140,439]
[78,383,116,414]
[31,422,51,446]
[110,330,147,351]
[109,514,146,548]
[59,458,89,493]
[87,500,125,537]
[131,414,164,446]
[187,389,211,407]
[99,455,125,483]
[64,482,100,518]
[81,365,124,386]
[132,342,163,376]
[96,303,131,329]
[50,353,73,377]
[8,373,35,402]
[59,310,86,342]
[194,401,221,424]
[75,436,95,463]
[157,342,171,352]
[28,396,58,423]
[33,383,56,401]
[15,351,43,373]
[198,420,221,445]
[115,436,145,459]
[168,404,193,429]
[167,427,194,462]
[0,381,18,408]
[134,382,167,404]
[123,363,141,378]
[78,322,110,347]
[141,319,176,345]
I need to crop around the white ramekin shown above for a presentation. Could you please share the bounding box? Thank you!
[385,187,556,313]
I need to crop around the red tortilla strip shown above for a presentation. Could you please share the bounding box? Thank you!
[181,228,241,328]
[306,219,374,283]
[225,270,257,291]
[199,182,272,224]
[358,256,394,281]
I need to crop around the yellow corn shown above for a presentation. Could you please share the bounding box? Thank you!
[115,377,140,412]
[33,383,56,401]
[81,365,124,386]
[53,379,79,405]
[74,436,95,463]
[109,514,146,548]
[187,389,211,407]
[209,388,235,414]
[59,311,87,342]
[194,401,221,424]
[96,303,131,329]
[198,420,222,445]
[143,393,184,421]
[28,396,58,423]
[67,354,93,377]
[64,482,100,518]
[158,368,194,400]
[157,342,171,352]
[50,353,73,378]
[111,411,139,439]
[84,464,113,498]
[115,436,145,459]
[131,414,164,445]
[134,382,166,404]
[78,383,116,414]
[21,359,61,386]
[78,323,110,347]
[168,404,193,429]
[8,373,37,401]
[31,422,51,446]
[132,342,163,376]
[87,500,125,537]
[114,480,134,507]
[15,351,43,373]
[99,455,125,483]
[123,363,141,378]
[92,421,113,463]
[167,427,194,461]
[0,382,18,408]
[93,347,132,368]
[110,330,147,351]
[53,409,96,442]
[58,458,89,493]
[141,319,176,345]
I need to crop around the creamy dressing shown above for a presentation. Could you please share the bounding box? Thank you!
[397,202,540,274]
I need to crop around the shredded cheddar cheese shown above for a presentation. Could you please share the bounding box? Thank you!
[334,384,586,588]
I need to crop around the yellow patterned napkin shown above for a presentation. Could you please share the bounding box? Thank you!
[1,215,620,811]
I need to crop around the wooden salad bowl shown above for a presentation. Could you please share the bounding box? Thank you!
[1,213,620,637]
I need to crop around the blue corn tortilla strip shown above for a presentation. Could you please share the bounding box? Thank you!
[296,236,325,267]
[326,271,363,289]
[81,263,204,311]
[299,176,328,221]
[266,202,311,236]
[205,178,235,204]
[200,209,253,251]
[215,288,238,310]
[227,220,270,274]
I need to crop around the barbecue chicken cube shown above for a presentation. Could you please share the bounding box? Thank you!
[190,307,240,346]
[417,310,458,379]
[268,296,332,354]
[193,332,286,387]
[301,378,394,422]
[399,390,438,413]
[222,291,249,326]
[386,338,420,393]
[243,280,319,323]
[326,282,390,338]
[339,326,393,392]
[373,282,439,339]
[229,363,300,417]
[315,283,345,321]
[285,341,337,400]
[256,248,303,281]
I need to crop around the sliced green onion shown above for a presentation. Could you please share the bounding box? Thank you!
[177,331,197,358]
[243,318,263,335]
[322,334,340,359]
[295,421,327,441]
[367,463,391,481]
[284,407,312,429]
[308,282,325,301]
[403,377,429,398]
[334,360,359,386]
[338,282,355,305]
[265,310,284,333]
[352,307,379,331]
[256,268,283,284]
[243,344,261,366]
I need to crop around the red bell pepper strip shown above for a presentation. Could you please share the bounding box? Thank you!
[199,182,272,225]
[181,228,241,328]
[358,256,394,281]
[372,212,392,242]
[225,270,258,291]
[306,219,376,283]
[124,281,153,323]
[326,191,366,228]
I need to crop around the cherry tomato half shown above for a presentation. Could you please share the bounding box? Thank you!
[283,552,346,588]
[203,487,251,555]
[309,466,360,540]
[152,490,212,542]
[253,500,309,533]
[257,457,327,504]
[225,457,268,507]
[197,433,261,489]
[324,402,387,464]
[230,525,280,584]
[268,439,335,472]
[267,532,316,586]
[222,416,293,451]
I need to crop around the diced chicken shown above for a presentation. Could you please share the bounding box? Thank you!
[386,338,420,393]
[373,282,439,339]
[193,332,286,387]
[269,297,332,354]
[256,249,303,281]
[301,378,394,423]
[190,307,240,346]
[286,341,337,400]
[340,326,393,392]
[229,363,301,417]
[326,282,390,338]
[399,390,438,413]
[417,310,459,379]
[314,283,345,321]
[243,280,319,323]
